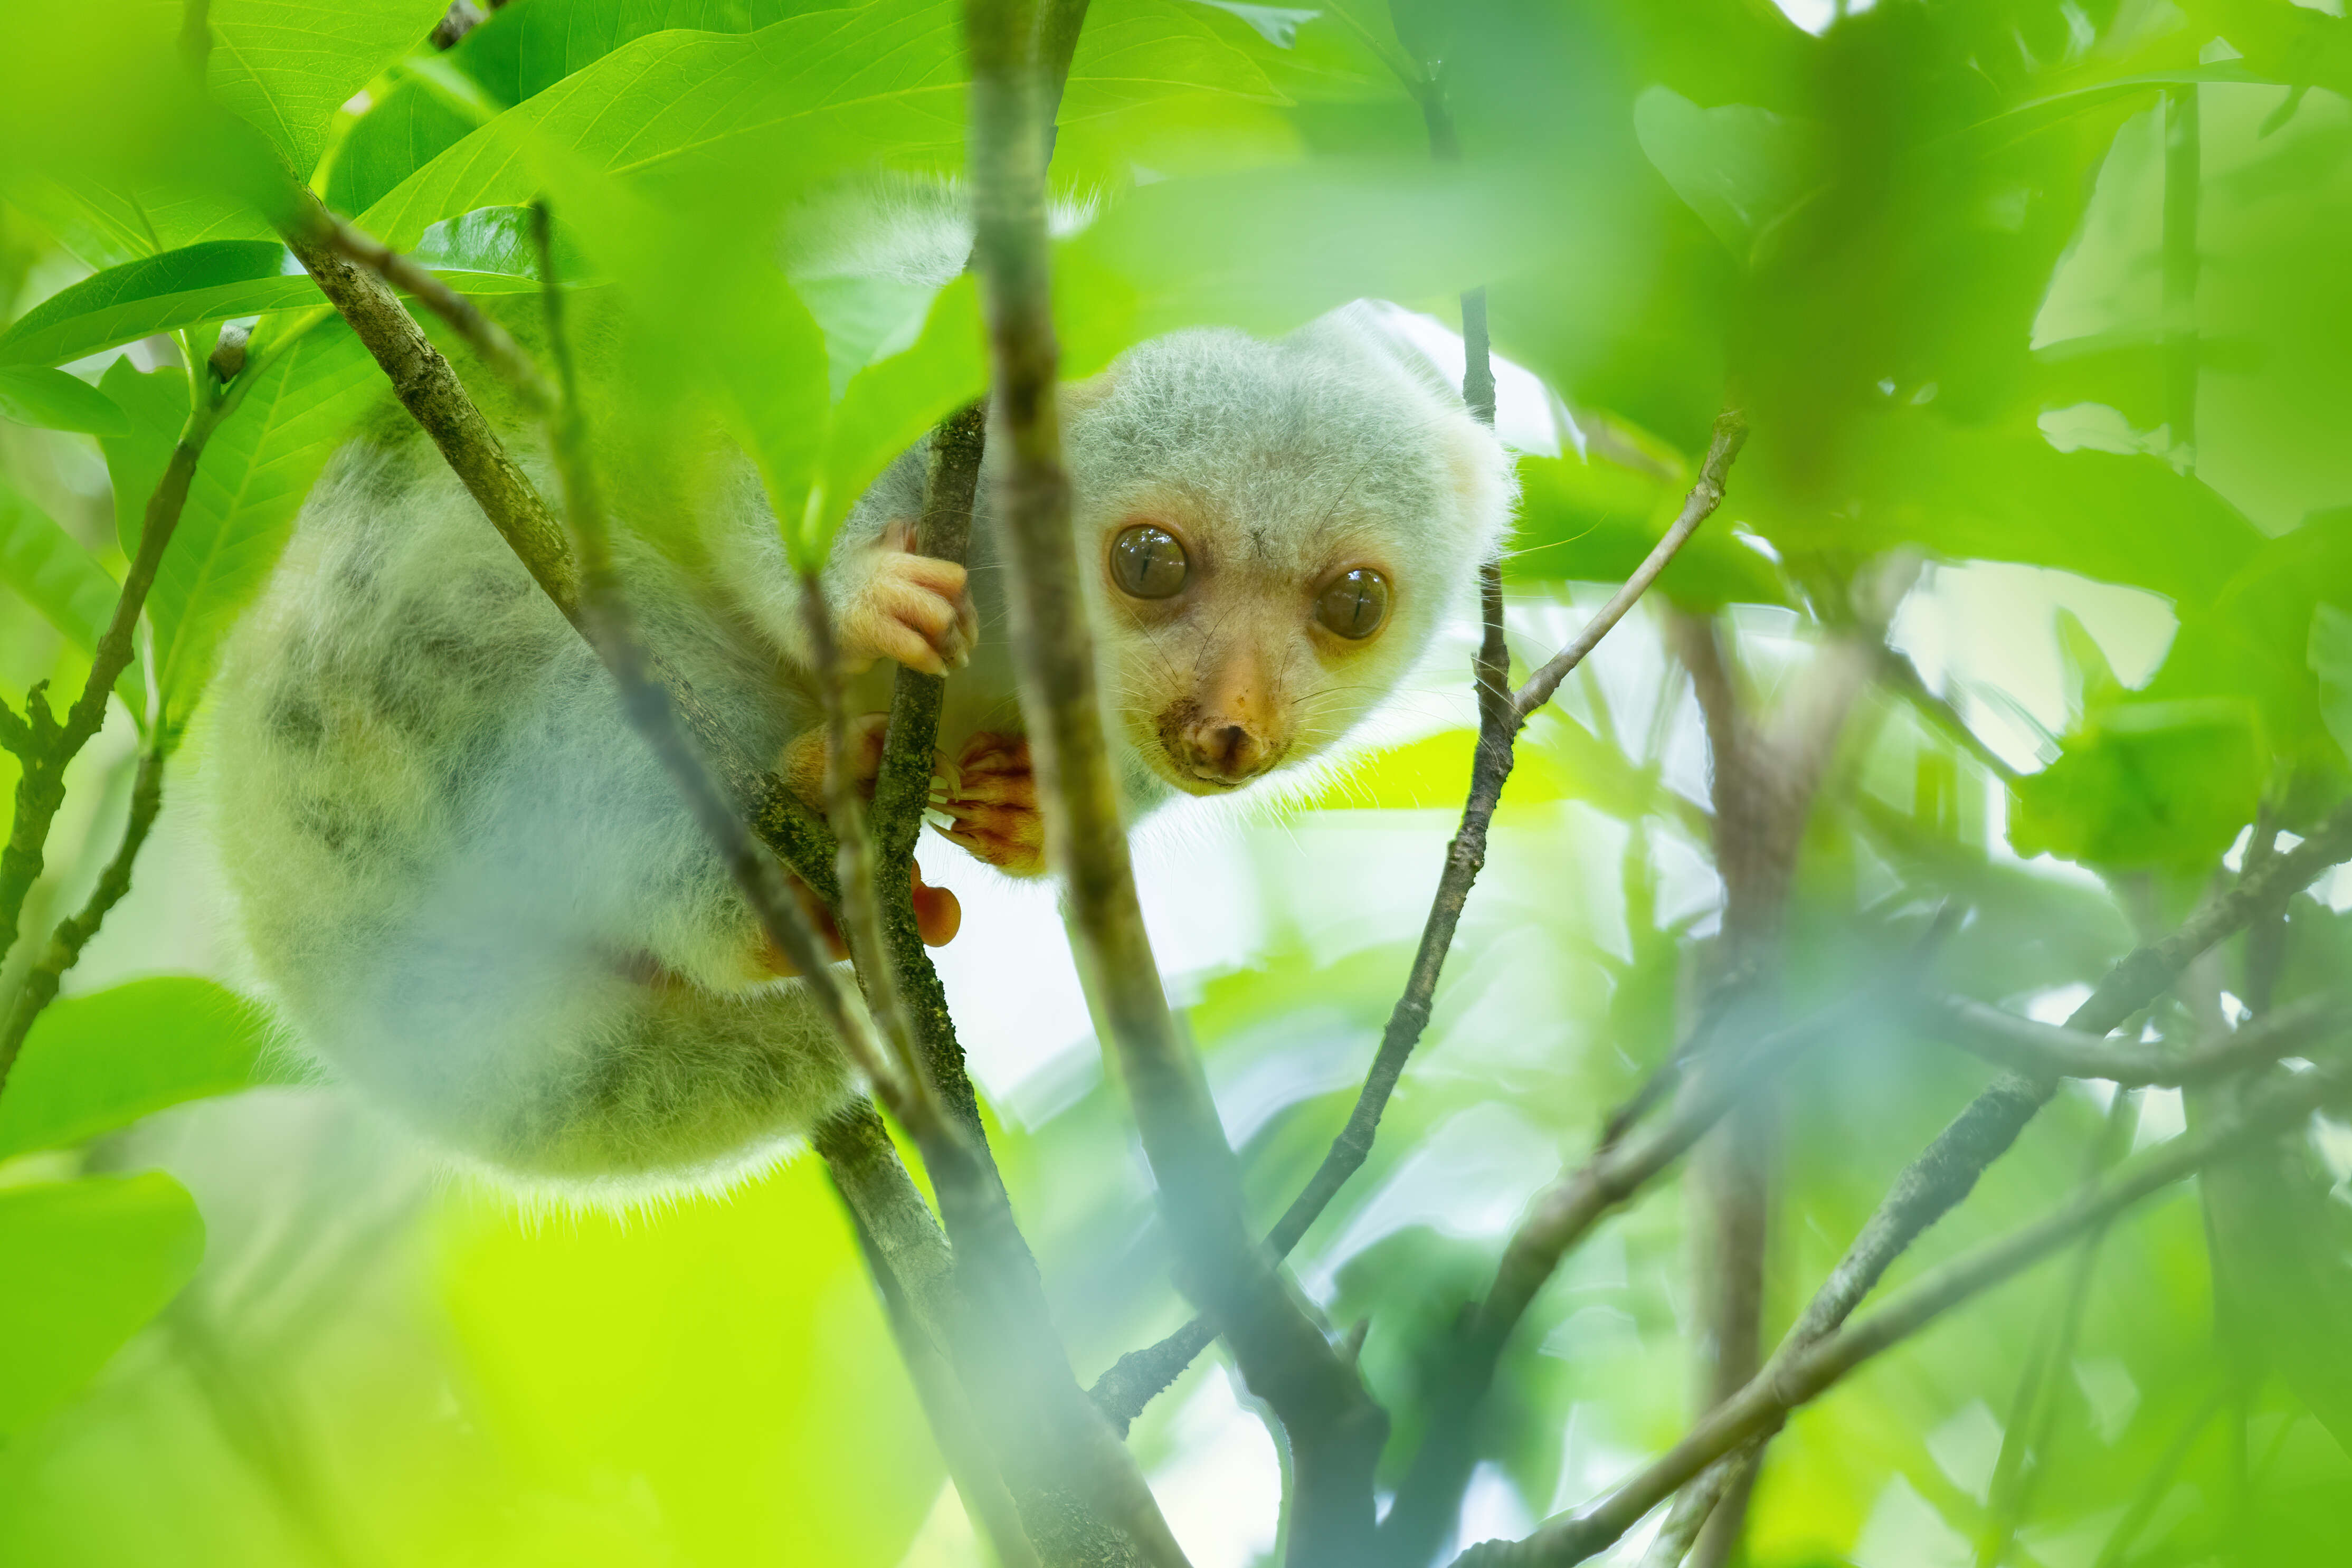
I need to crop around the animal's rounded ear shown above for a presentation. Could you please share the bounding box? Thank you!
[1057,369,1119,420]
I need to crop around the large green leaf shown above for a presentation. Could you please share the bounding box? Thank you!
[1633,87,1819,268]
[205,0,451,175]
[96,359,192,560]
[151,319,384,711]
[322,72,481,217]
[0,242,310,369]
[0,477,144,715]
[456,0,819,107]
[0,366,128,435]
[0,1174,204,1438]
[1743,411,2266,607]
[1058,159,1570,368]
[357,3,974,251]
[0,977,287,1161]
[2007,697,2264,870]
[1057,0,1285,121]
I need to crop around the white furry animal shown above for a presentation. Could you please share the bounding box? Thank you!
[211,295,1512,1198]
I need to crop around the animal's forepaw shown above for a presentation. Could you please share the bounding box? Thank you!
[839,519,976,677]
[931,732,1045,876]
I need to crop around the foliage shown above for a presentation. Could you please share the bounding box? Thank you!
[0,1,2349,1566]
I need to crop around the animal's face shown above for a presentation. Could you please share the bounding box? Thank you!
[1089,489,1416,795]
[1066,313,1514,798]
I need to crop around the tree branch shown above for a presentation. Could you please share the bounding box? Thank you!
[1919,989,2348,1087]
[965,0,1385,1557]
[1782,798,2352,1360]
[1450,1053,2352,1567]
[0,740,166,1084]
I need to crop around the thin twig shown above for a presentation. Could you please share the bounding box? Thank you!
[1920,990,2348,1087]
[0,344,250,1061]
[1449,1055,2352,1566]
[0,742,166,1081]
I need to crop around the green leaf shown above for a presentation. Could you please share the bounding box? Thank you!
[0,977,288,1161]
[358,3,973,251]
[205,0,451,175]
[1743,411,2266,608]
[0,242,310,369]
[97,359,191,560]
[1633,87,1820,267]
[0,366,127,435]
[153,319,385,711]
[2312,603,2352,765]
[455,0,814,107]
[322,72,481,217]
[0,477,144,715]
[0,1173,204,1438]
[1059,0,1286,121]
[407,204,598,293]
[2006,698,2263,870]
[1510,448,1788,607]
[1058,159,1568,366]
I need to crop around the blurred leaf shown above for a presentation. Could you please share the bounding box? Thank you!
[454,0,818,107]
[2055,606,2125,722]
[0,242,309,369]
[322,73,480,217]
[1744,411,2265,607]
[1510,447,1789,607]
[0,477,121,653]
[358,2,974,250]
[799,274,942,402]
[2196,1100,2352,1457]
[0,476,145,715]
[2315,604,2352,764]
[152,317,383,711]
[2007,697,2263,870]
[811,274,985,544]
[0,977,287,1161]
[0,1174,204,1439]
[1193,2,1321,50]
[1634,87,1820,267]
[406,203,597,292]
[204,0,451,175]
[0,366,127,435]
[1059,0,1286,121]
[1059,159,1568,366]
[438,1158,937,1566]
[96,357,190,559]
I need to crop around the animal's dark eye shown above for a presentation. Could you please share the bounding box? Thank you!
[1314,567,1390,640]
[1111,524,1189,600]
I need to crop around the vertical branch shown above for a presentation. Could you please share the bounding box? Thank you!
[965,0,1387,1559]
[870,400,992,1135]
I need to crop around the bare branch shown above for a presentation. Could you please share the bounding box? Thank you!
[1450,1055,2352,1567]
[1921,990,2349,1087]
[965,0,1386,1555]
[0,741,166,1083]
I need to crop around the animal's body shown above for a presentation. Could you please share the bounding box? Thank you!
[211,294,1512,1198]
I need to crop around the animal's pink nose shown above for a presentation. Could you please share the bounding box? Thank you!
[1176,718,1274,783]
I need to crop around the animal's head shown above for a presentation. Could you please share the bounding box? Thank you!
[1063,309,1514,798]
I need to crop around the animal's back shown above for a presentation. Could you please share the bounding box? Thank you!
[211,436,851,1196]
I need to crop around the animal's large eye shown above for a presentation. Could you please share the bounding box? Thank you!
[1111,524,1189,599]
[1315,567,1390,640]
